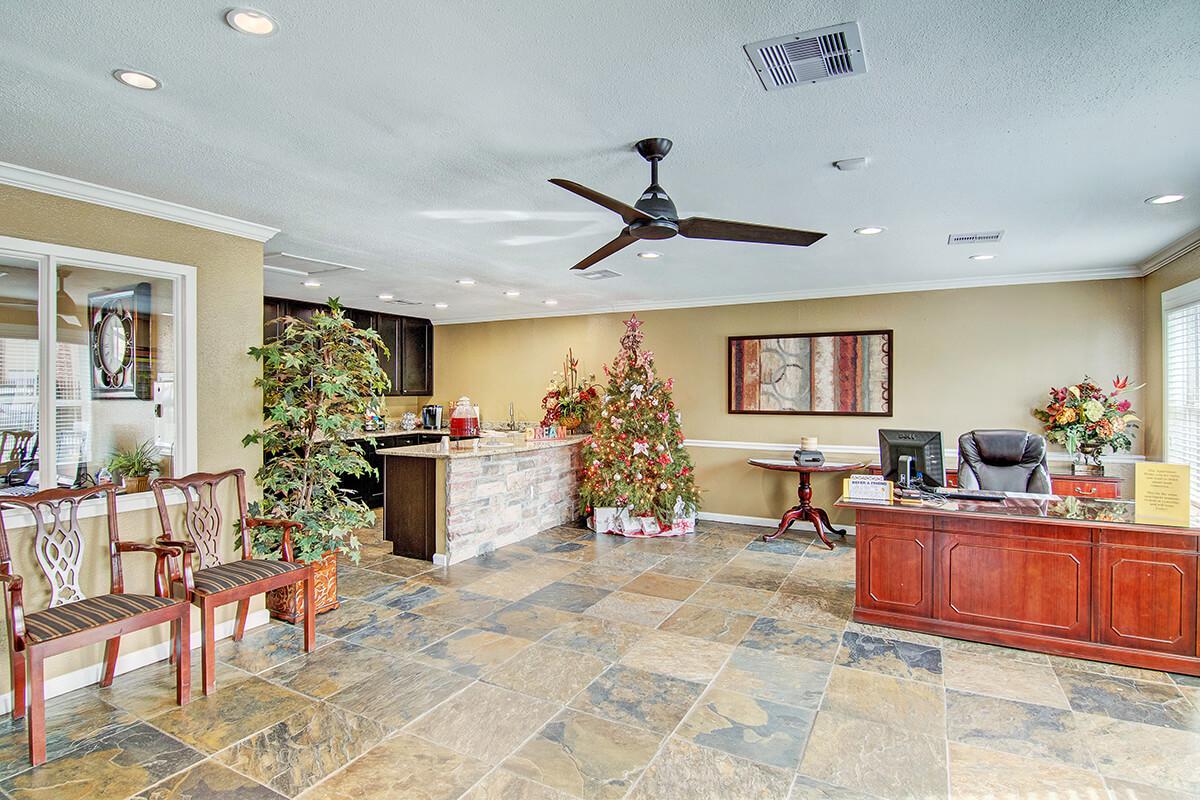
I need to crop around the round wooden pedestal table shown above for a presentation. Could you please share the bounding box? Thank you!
[747,458,867,549]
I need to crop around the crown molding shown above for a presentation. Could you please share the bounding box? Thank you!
[682,438,1145,466]
[0,161,280,243]
[431,265,1141,325]
[1139,227,1200,277]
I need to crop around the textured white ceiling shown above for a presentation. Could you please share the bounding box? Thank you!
[1,0,1198,323]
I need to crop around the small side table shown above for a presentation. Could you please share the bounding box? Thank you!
[748,459,867,549]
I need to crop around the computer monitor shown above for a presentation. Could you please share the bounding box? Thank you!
[878,429,946,488]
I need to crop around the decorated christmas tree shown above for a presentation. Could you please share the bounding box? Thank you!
[580,315,700,533]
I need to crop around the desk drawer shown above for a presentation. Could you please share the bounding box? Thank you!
[1052,477,1120,499]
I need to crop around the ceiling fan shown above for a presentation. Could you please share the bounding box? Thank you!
[549,138,826,271]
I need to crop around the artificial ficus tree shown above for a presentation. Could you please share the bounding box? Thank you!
[579,315,700,526]
[243,298,390,563]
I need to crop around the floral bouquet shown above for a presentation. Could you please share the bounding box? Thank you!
[540,349,600,431]
[1032,375,1141,472]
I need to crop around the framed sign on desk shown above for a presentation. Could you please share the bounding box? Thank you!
[728,330,892,416]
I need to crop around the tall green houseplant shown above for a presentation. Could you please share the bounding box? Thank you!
[243,298,389,564]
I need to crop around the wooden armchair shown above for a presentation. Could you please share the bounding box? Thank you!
[0,484,190,766]
[150,469,314,696]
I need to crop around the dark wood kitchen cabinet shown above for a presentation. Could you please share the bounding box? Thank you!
[264,297,433,396]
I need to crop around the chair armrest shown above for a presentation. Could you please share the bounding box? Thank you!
[117,543,184,598]
[153,538,196,598]
[0,572,27,645]
[153,537,196,553]
[245,517,302,562]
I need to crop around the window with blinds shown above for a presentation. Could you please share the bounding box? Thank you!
[1164,278,1200,510]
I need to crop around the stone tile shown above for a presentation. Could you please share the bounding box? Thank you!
[948,741,1107,798]
[362,555,434,579]
[570,664,704,733]
[261,640,400,699]
[558,562,646,590]
[1048,654,1174,684]
[460,770,573,800]
[541,616,649,662]
[594,549,668,572]
[409,589,513,624]
[405,562,494,590]
[943,648,1069,709]
[648,554,732,581]
[300,733,488,800]
[467,565,561,601]
[615,536,688,556]
[134,759,285,799]
[1057,668,1199,731]
[152,677,314,754]
[0,689,135,779]
[628,736,793,800]
[522,581,612,613]
[215,622,335,674]
[687,582,776,614]
[503,709,663,800]
[413,627,531,678]
[945,688,1092,769]
[678,687,814,769]
[1104,777,1197,800]
[0,721,202,800]
[458,550,533,572]
[787,775,876,799]
[657,603,756,645]
[843,619,945,649]
[620,572,703,601]
[362,579,445,611]
[477,601,578,641]
[1077,712,1200,795]
[344,611,461,656]
[333,565,401,598]
[326,659,471,731]
[835,630,943,684]
[745,535,813,556]
[941,637,1049,665]
[1170,671,1200,688]
[215,704,385,797]
[620,630,734,683]
[584,591,681,627]
[781,562,855,593]
[740,617,842,661]
[543,539,605,563]
[314,597,400,639]
[486,642,609,703]
[762,584,855,631]
[102,651,253,720]
[821,666,945,737]
[710,562,791,592]
[406,682,559,765]
[712,647,831,710]
[798,711,948,800]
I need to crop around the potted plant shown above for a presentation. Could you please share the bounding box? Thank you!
[105,440,160,494]
[540,349,600,432]
[1032,375,1142,476]
[243,298,389,622]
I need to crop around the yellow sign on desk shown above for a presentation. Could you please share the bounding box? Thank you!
[1134,462,1192,527]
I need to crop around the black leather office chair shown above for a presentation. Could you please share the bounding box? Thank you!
[957,430,1051,493]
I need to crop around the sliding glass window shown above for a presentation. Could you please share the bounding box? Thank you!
[0,237,194,501]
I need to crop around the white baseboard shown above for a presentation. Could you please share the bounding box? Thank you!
[0,609,270,714]
[697,511,857,539]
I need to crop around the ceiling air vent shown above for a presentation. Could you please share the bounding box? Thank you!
[744,22,867,91]
[947,230,1005,245]
[577,269,622,281]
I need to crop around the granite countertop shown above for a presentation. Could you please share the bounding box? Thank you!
[317,427,451,442]
[377,434,588,460]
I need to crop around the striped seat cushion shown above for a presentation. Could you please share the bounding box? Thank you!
[25,594,182,643]
[191,559,306,595]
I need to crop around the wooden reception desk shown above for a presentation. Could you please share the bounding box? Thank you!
[837,494,1200,675]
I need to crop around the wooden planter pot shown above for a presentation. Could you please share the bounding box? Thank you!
[266,550,340,623]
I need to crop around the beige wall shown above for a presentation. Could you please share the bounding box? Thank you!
[433,279,1145,523]
[0,185,264,691]
[1141,246,1200,460]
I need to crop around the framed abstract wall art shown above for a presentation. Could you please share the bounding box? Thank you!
[728,330,892,416]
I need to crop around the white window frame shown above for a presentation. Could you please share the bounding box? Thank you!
[0,234,198,522]
[1162,276,1200,508]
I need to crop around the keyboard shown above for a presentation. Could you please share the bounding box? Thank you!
[941,488,1006,502]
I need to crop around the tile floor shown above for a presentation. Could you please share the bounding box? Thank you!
[0,519,1197,799]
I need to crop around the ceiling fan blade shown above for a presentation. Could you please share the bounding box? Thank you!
[549,179,656,224]
[677,217,826,247]
[570,229,636,271]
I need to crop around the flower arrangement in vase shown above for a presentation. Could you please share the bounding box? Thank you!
[540,349,600,432]
[1031,375,1141,476]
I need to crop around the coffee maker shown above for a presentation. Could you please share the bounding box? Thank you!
[421,404,443,430]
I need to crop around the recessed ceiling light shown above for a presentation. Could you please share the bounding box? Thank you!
[302,280,321,288]
[543,299,559,306]
[225,7,279,36]
[377,293,394,300]
[456,278,476,286]
[1146,194,1185,205]
[503,290,520,297]
[854,226,885,235]
[637,251,662,259]
[113,69,161,90]
[433,302,448,309]
[969,254,996,261]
